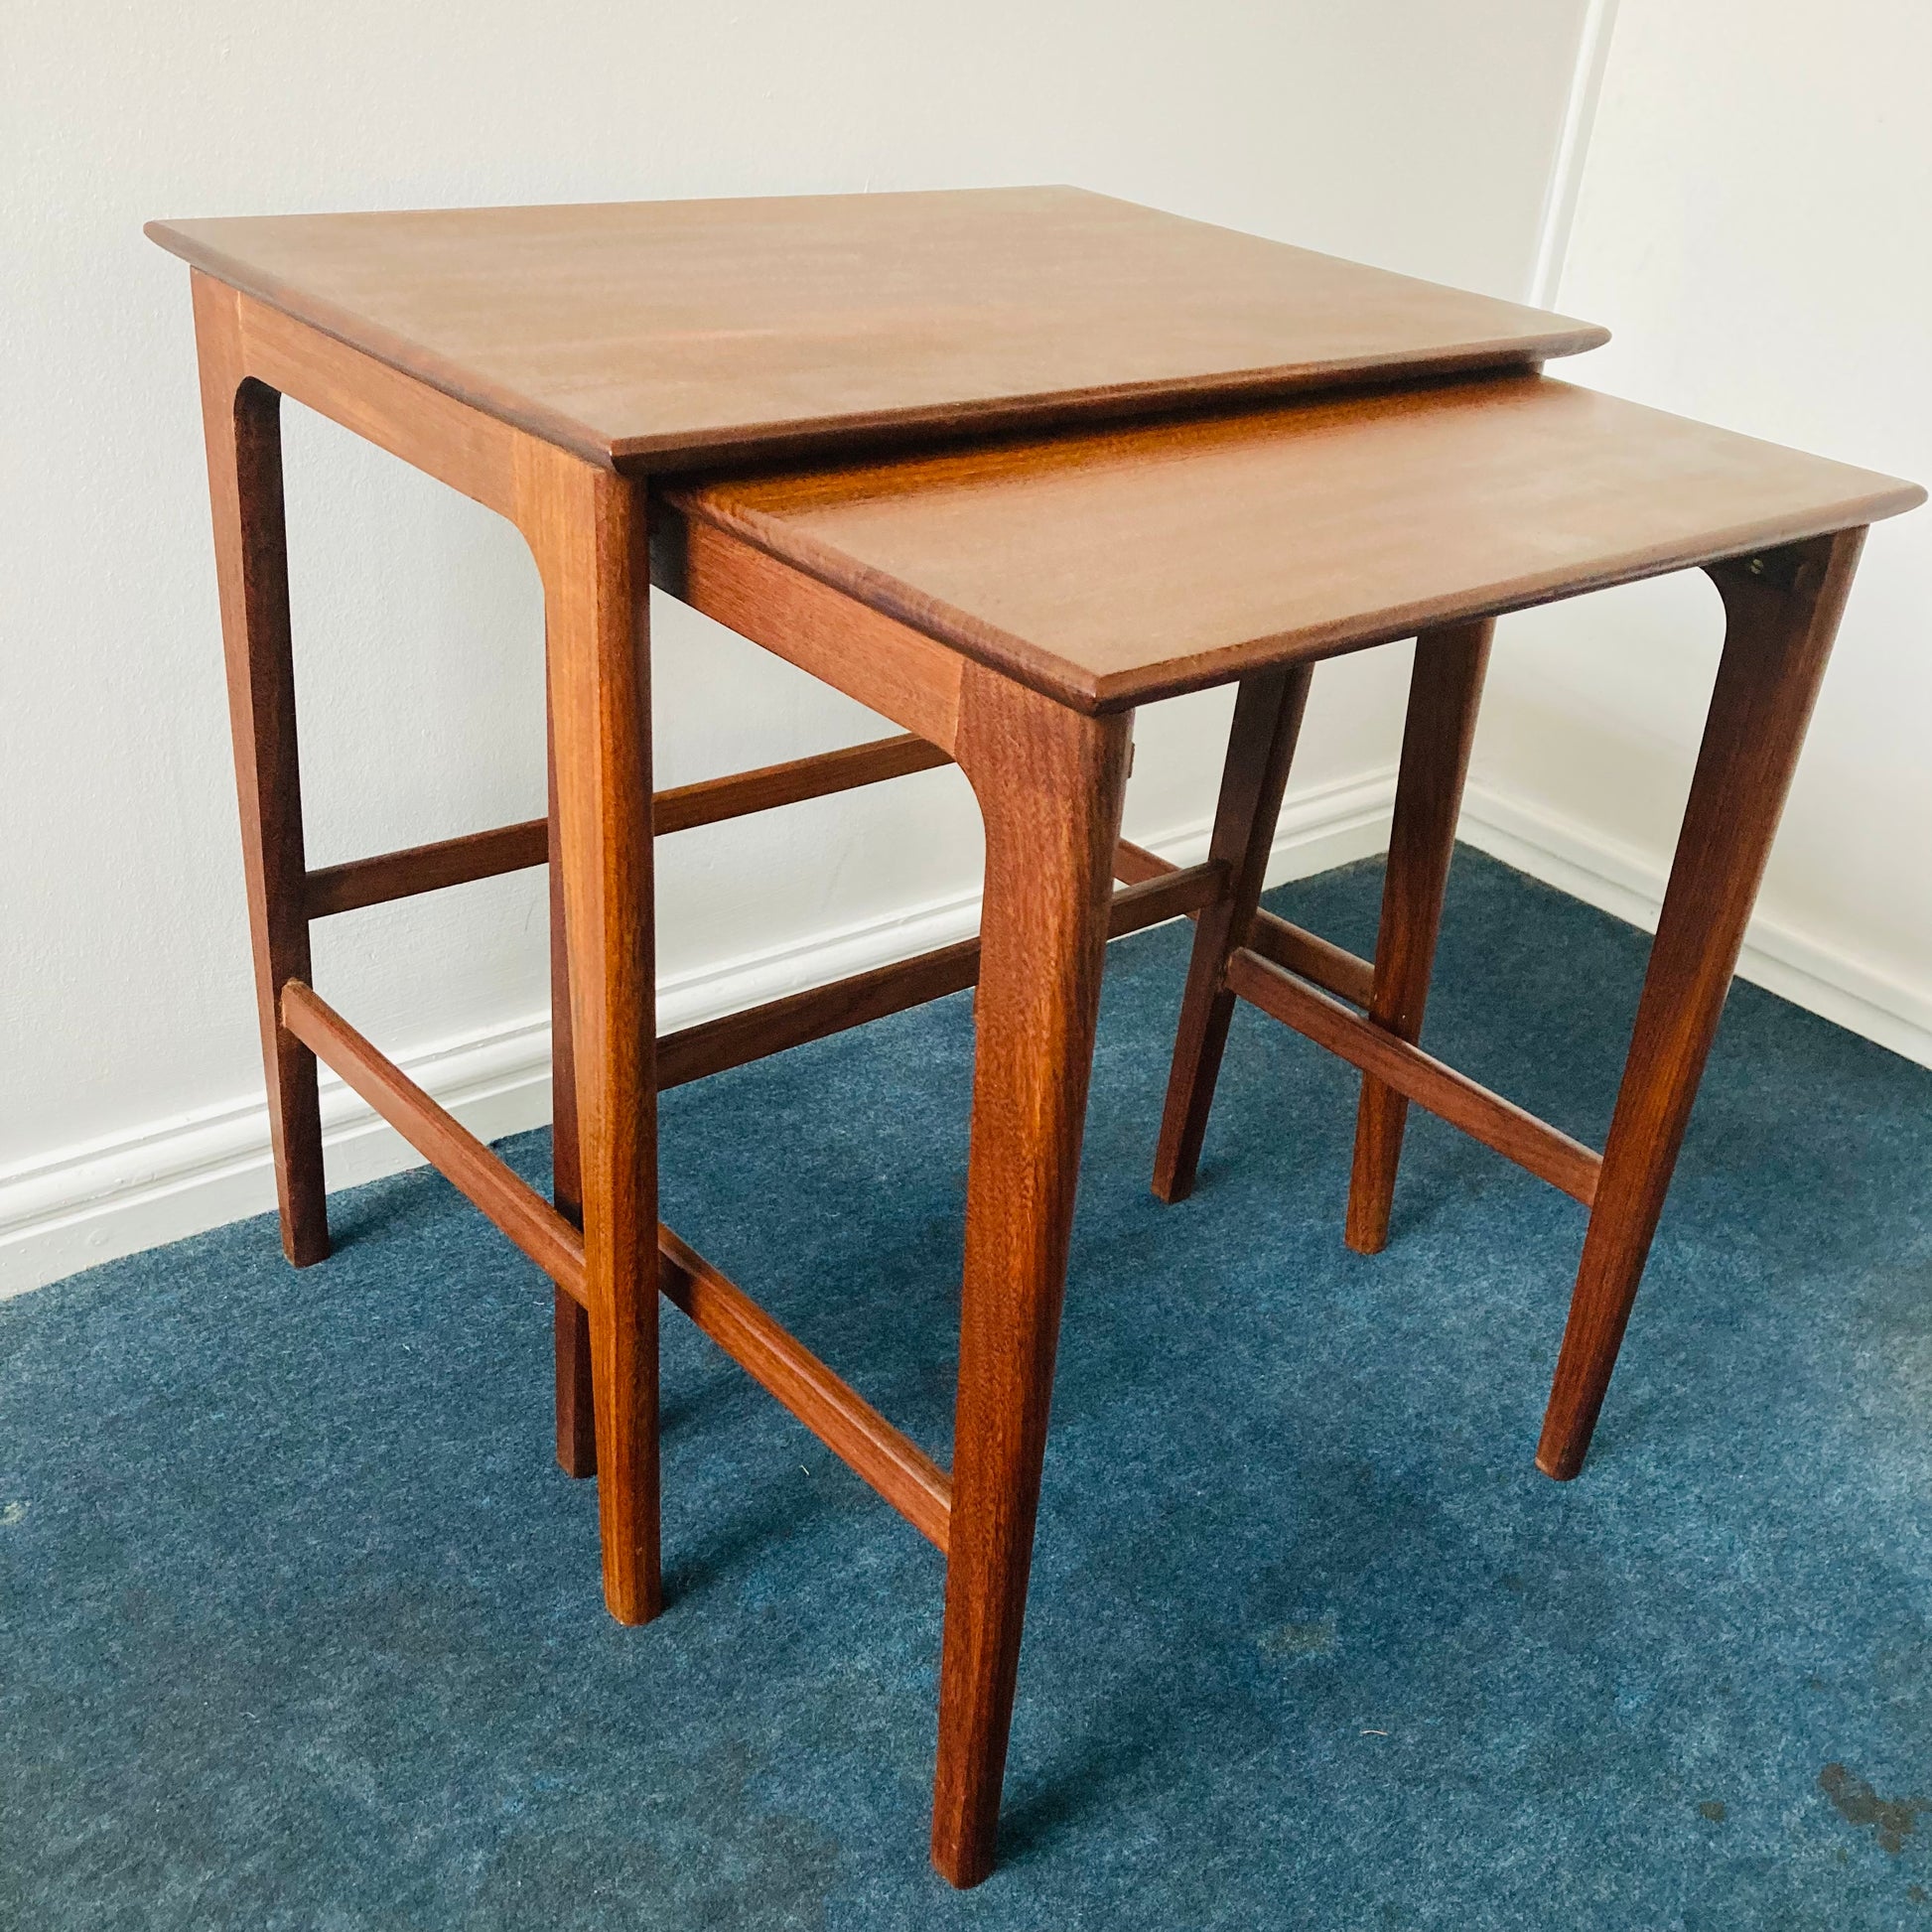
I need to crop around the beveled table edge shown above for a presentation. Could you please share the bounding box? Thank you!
[667,374,1926,716]
[144,200,1611,475]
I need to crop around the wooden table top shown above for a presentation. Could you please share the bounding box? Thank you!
[147,188,1605,472]
[674,373,1924,713]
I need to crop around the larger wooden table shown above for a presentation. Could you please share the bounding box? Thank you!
[149,190,1918,1885]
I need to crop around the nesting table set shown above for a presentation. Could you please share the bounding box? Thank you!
[149,189,1921,1885]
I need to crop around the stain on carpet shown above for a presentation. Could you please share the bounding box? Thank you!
[1821,1764,1930,1857]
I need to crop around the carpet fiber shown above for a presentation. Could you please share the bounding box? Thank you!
[6,851,1932,1929]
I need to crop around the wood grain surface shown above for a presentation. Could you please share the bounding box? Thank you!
[931,667,1132,1886]
[1346,620,1494,1253]
[1536,530,1870,1477]
[678,373,1922,711]
[147,189,1605,469]
[193,276,331,1269]
[1225,948,1603,1206]
[522,444,662,1626]
[1152,665,1314,1202]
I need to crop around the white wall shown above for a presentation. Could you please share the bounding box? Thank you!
[0,0,1594,1291]
[1466,0,1932,1062]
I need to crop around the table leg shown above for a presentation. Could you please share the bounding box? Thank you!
[522,445,661,1622]
[1536,529,1867,1479]
[548,674,597,1478]
[1345,621,1493,1253]
[931,669,1131,1888]
[193,276,329,1268]
[1152,665,1314,1203]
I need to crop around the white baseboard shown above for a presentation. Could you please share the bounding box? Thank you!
[1458,778,1932,1072]
[0,768,1396,1300]
[0,1017,563,1304]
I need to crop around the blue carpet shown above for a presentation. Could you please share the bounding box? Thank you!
[5,850,1932,1929]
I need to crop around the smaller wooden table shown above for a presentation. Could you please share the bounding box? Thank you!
[151,194,1919,1886]
[664,378,1916,1877]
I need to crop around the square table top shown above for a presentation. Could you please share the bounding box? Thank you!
[672,372,1923,713]
[148,188,1607,473]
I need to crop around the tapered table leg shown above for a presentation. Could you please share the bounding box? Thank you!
[931,669,1131,1888]
[548,677,598,1478]
[1152,665,1314,1202]
[1346,621,1493,1253]
[522,444,661,1622]
[193,275,329,1269]
[1537,530,1867,1479]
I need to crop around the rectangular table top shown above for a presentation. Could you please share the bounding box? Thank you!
[147,188,1605,472]
[672,372,1923,713]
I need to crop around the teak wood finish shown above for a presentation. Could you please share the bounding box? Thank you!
[1535,533,1872,1477]
[663,388,1915,1875]
[1152,663,1315,1201]
[679,373,1916,712]
[150,188,1606,471]
[303,732,949,921]
[158,191,1922,1890]
[1346,618,1495,1253]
